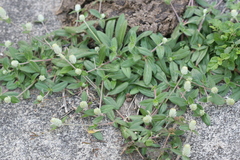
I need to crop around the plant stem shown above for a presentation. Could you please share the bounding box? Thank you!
[17,80,37,98]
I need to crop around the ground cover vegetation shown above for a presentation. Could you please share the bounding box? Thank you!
[0,0,239,159]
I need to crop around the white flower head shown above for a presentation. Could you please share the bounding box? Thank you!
[75,68,82,75]
[80,101,88,109]
[0,7,9,19]
[79,14,85,21]
[211,87,218,94]
[94,108,102,116]
[169,108,176,118]
[162,37,168,44]
[52,43,62,55]
[39,75,46,81]
[143,115,152,123]
[38,14,44,22]
[199,110,205,116]
[69,55,77,64]
[231,10,238,18]
[4,96,11,103]
[11,60,19,67]
[182,144,191,157]
[2,69,8,75]
[181,66,188,75]
[189,104,197,111]
[25,22,33,31]
[184,80,191,92]
[4,40,11,48]
[100,13,105,19]
[95,47,100,52]
[189,120,196,130]
[75,4,81,12]
[226,98,235,105]
[203,9,208,16]
[50,118,62,127]
[37,95,43,102]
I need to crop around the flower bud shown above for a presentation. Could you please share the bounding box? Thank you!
[94,108,102,116]
[199,110,205,116]
[100,13,105,19]
[37,95,43,102]
[203,9,208,16]
[184,80,191,92]
[189,120,196,130]
[69,55,77,64]
[211,87,218,94]
[143,115,152,123]
[95,47,100,52]
[189,104,197,111]
[80,101,88,109]
[11,60,19,67]
[38,14,44,22]
[79,14,85,21]
[162,37,168,44]
[75,68,82,75]
[231,9,238,18]
[39,75,46,81]
[75,4,81,12]
[169,108,176,118]
[226,98,235,105]
[52,43,62,55]
[25,22,32,31]
[4,40,11,47]
[182,144,191,157]
[181,66,188,75]
[4,96,11,103]
[50,118,62,127]
[2,69,8,75]
[0,7,9,19]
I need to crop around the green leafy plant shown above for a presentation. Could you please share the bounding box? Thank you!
[0,1,239,159]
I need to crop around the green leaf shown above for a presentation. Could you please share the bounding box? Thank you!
[67,83,81,89]
[115,14,127,48]
[2,57,10,69]
[172,46,190,60]
[136,31,152,42]
[93,116,104,124]
[35,82,49,92]
[97,31,111,47]
[29,61,40,72]
[143,59,152,85]
[169,61,179,82]
[201,113,211,126]
[89,9,101,18]
[20,65,37,73]
[116,92,126,109]
[108,82,129,95]
[137,47,153,56]
[196,47,208,65]
[101,105,115,113]
[93,132,103,140]
[106,110,115,121]
[52,81,68,92]
[169,96,187,107]
[156,46,165,59]
[209,93,225,105]
[106,19,116,38]
[121,67,131,79]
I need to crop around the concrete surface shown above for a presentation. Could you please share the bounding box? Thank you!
[0,0,240,160]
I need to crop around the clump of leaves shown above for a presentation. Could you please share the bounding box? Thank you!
[0,0,239,159]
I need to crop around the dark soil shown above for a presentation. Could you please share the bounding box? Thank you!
[56,0,189,36]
